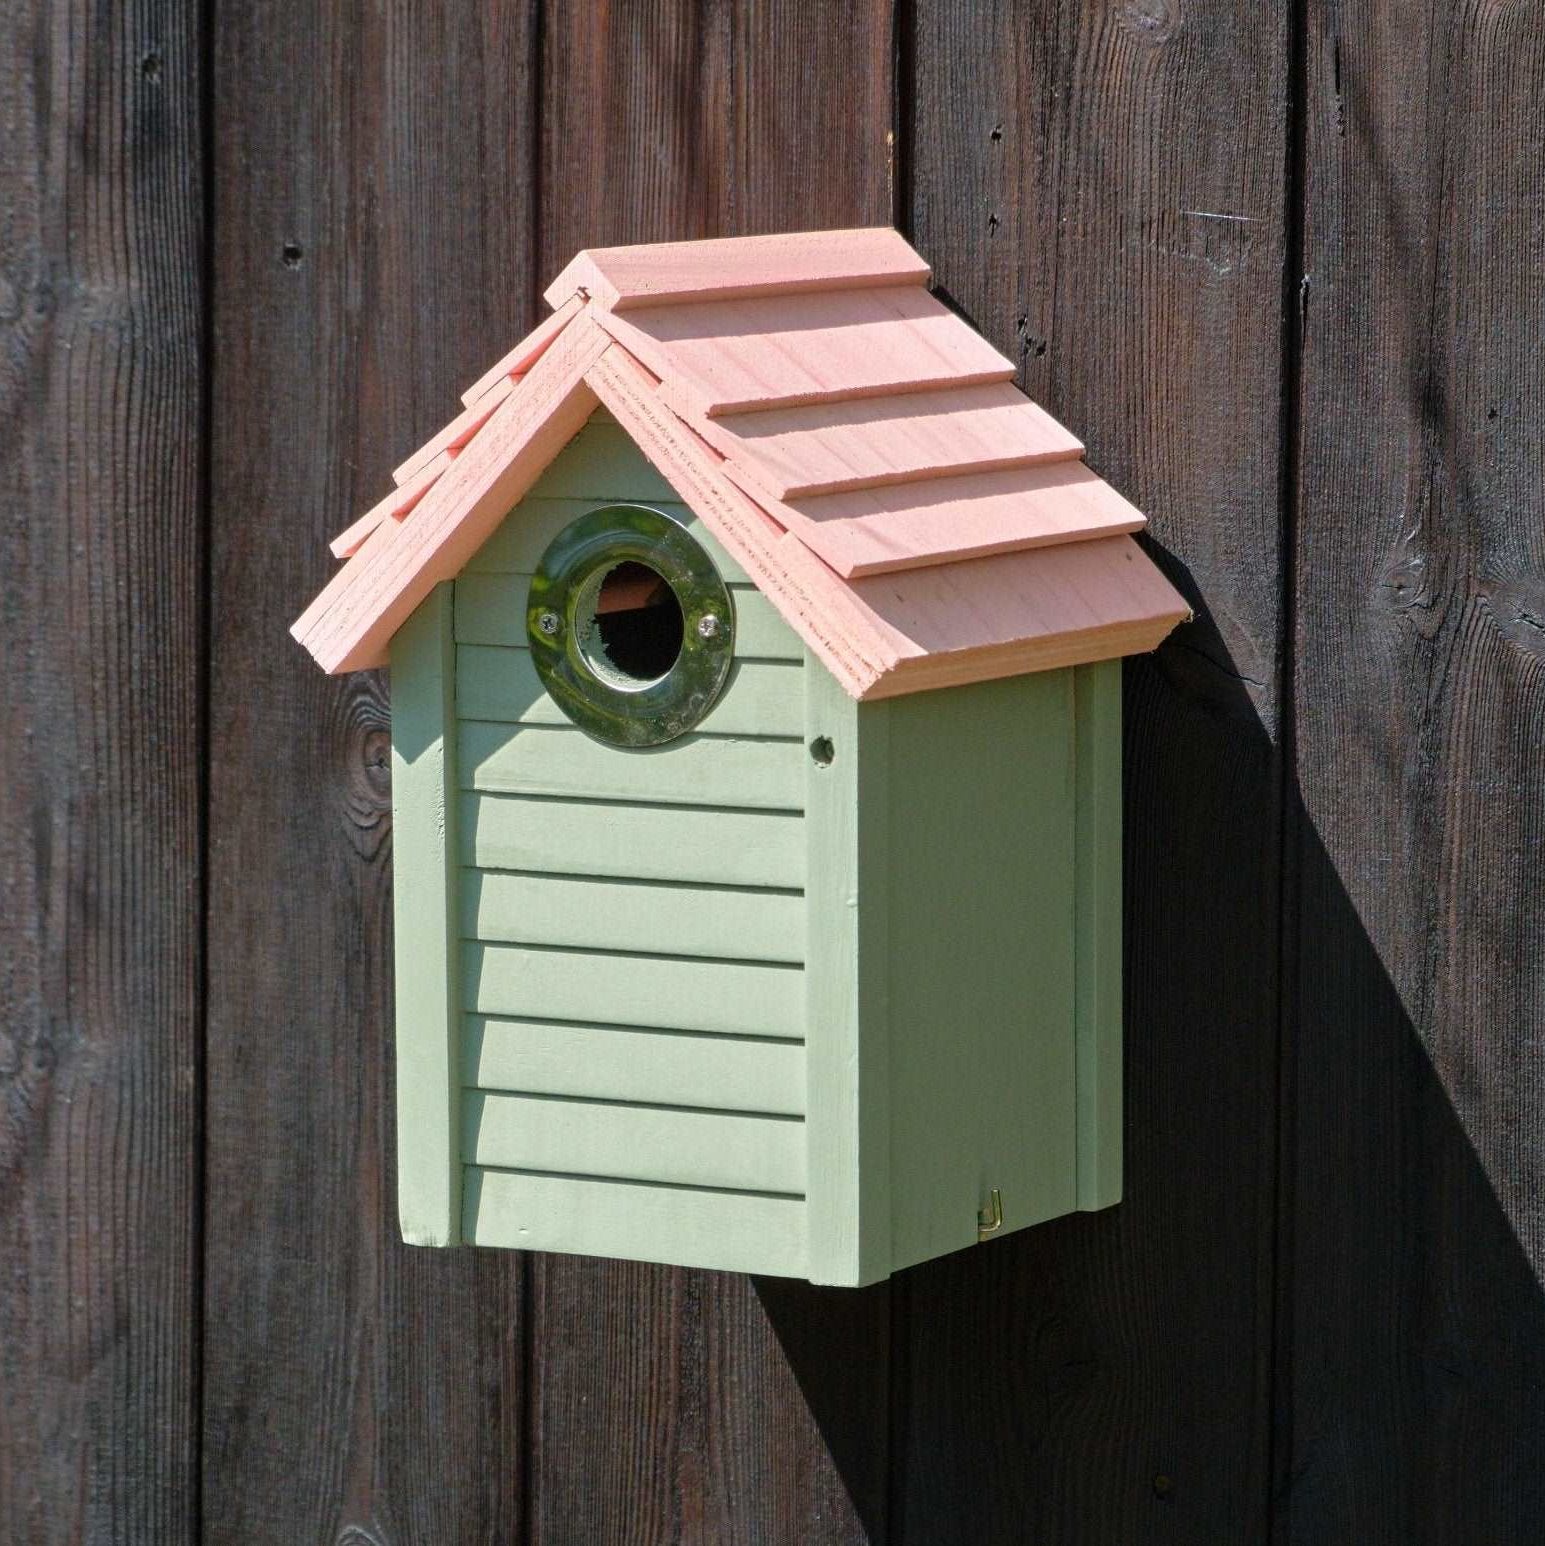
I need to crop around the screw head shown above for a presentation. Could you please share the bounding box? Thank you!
[696,613,720,639]
[537,611,562,637]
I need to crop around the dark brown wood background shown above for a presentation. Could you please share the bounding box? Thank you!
[4,1,1544,1541]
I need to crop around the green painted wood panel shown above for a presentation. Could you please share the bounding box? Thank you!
[802,658,893,1287]
[389,583,463,1246]
[464,943,805,1038]
[467,494,751,584]
[1073,660,1122,1210]
[460,722,804,810]
[523,420,679,501]
[463,1168,806,1277]
[463,1091,807,1194]
[457,645,805,738]
[455,571,799,660]
[881,670,1080,1272]
[466,1017,807,1116]
[461,793,806,889]
[461,870,804,964]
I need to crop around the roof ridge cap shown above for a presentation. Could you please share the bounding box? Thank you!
[545,228,929,313]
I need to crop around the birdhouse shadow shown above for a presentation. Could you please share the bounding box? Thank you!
[753,566,1545,1542]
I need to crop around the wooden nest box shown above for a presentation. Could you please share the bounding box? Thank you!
[292,228,1188,1285]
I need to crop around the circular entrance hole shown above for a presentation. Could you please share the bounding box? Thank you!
[582,561,685,687]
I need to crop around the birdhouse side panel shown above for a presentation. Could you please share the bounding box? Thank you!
[879,669,1084,1274]
[444,412,813,1276]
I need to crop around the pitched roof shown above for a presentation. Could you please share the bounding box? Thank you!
[292,228,1188,698]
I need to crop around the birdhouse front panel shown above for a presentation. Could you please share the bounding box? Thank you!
[444,410,812,1276]
[294,229,1189,1285]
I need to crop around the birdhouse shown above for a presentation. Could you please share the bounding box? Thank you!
[291,229,1189,1286]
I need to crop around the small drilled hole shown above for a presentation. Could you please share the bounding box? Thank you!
[281,242,304,268]
[583,561,684,686]
[809,736,835,766]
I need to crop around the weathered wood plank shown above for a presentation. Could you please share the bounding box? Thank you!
[899,2,1291,1539]
[203,0,535,1539]
[464,943,804,1039]
[461,721,805,810]
[527,5,896,1538]
[462,868,805,964]
[456,644,806,738]
[462,791,807,889]
[466,1017,807,1115]
[463,1091,807,1194]
[464,1168,806,1275]
[1283,6,1545,1539]
[0,3,203,1540]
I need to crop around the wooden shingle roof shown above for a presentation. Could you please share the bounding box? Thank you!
[292,228,1188,698]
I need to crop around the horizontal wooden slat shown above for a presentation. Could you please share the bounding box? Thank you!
[461,793,806,889]
[775,462,1146,579]
[545,228,929,311]
[456,646,805,738]
[599,286,1016,417]
[466,1017,807,1115]
[460,722,804,810]
[463,1091,806,1194]
[463,1167,807,1275]
[695,381,1083,500]
[454,570,799,658]
[462,870,804,963]
[464,943,804,1037]
[465,493,752,584]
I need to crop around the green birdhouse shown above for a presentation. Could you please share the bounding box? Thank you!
[292,229,1188,1285]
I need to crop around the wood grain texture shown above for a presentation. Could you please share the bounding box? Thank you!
[1282,6,1545,1539]
[25,0,1545,1538]
[0,3,203,1540]
[901,1,1291,1540]
[526,2,896,1537]
[203,1,536,1540]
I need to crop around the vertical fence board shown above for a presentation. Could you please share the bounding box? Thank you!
[903,2,1290,1540]
[0,3,204,1542]
[1284,4,1545,1539]
[203,3,537,1540]
[525,4,896,1541]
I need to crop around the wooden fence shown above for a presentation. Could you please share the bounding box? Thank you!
[5,1,1544,1540]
